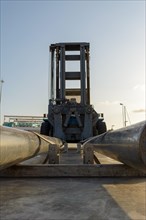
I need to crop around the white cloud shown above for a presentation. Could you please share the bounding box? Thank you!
[133,109,146,113]
[133,84,145,91]
[98,100,121,105]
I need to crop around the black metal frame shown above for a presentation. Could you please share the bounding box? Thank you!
[41,42,106,142]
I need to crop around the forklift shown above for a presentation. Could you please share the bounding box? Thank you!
[40,42,107,142]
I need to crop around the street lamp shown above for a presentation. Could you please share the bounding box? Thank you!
[0,79,4,125]
[111,125,115,130]
[120,103,127,127]
[0,79,4,105]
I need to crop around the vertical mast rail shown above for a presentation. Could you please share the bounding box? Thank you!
[56,46,60,99]
[80,45,86,104]
[60,46,65,100]
[50,48,54,99]
[86,47,90,105]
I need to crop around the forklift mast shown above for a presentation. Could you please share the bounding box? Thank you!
[41,42,106,142]
[49,42,90,104]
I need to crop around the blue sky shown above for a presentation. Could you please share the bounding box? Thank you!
[0,0,145,129]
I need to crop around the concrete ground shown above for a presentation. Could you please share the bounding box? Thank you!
[0,146,146,220]
[0,177,145,220]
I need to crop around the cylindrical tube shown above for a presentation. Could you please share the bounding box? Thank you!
[83,121,146,173]
[0,126,62,170]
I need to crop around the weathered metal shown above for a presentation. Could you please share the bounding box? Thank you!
[0,164,145,177]
[83,121,146,173]
[0,126,63,170]
[41,42,107,142]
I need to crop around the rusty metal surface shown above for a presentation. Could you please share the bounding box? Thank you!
[0,126,63,170]
[83,121,146,173]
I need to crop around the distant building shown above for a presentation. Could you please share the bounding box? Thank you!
[3,115,43,128]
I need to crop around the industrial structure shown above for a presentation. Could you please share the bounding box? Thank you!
[40,42,107,142]
[3,115,43,128]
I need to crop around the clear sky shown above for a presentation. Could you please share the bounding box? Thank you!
[0,0,145,129]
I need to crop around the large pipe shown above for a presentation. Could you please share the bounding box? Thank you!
[0,126,63,170]
[83,121,146,173]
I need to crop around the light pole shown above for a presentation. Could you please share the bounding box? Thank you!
[120,103,127,127]
[0,80,4,125]
[111,125,115,130]
[0,79,4,105]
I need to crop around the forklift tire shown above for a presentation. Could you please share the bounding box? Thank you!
[40,121,50,136]
[96,121,107,135]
